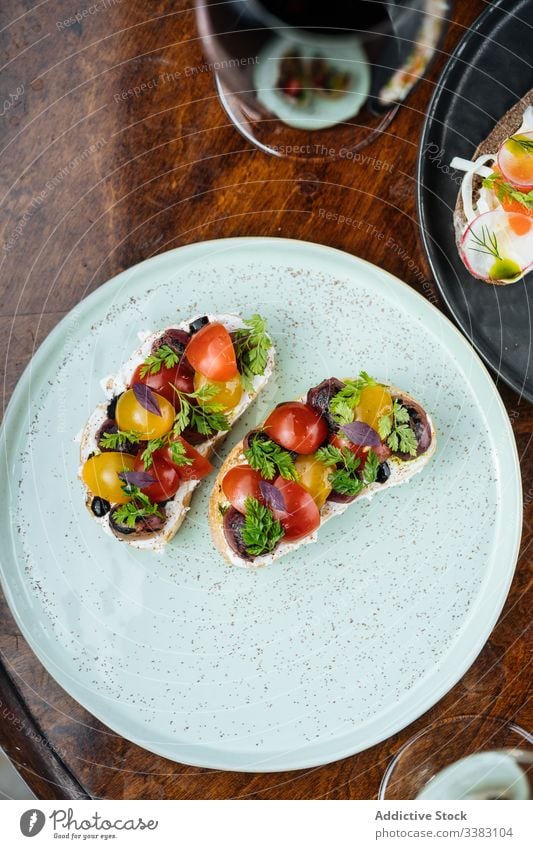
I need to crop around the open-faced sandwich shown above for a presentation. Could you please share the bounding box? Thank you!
[450,90,533,284]
[79,314,274,550]
[209,373,436,567]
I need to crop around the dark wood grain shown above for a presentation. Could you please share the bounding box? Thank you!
[0,0,531,800]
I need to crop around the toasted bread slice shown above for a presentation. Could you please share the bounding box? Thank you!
[79,314,275,551]
[209,383,436,568]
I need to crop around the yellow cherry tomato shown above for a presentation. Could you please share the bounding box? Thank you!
[82,452,135,504]
[116,388,175,439]
[193,370,243,411]
[356,384,393,431]
[293,454,332,509]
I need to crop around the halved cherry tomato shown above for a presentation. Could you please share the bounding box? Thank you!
[116,388,175,440]
[133,453,181,502]
[185,323,238,381]
[222,465,264,513]
[194,370,242,410]
[263,402,327,454]
[160,436,213,482]
[331,433,390,464]
[82,452,135,504]
[131,360,194,406]
[293,454,331,509]
[272,477,320,542]
[330,433,369,464]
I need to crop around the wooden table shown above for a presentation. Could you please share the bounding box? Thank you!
[0,0,531,800]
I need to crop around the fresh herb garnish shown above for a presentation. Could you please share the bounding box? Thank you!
[234,314,272,392]
[132,382,162,416]
[114,485,164,528]
[380,400,417,456]
[340,420,381,447]
[258,480,286,512]
[244,436,298,481]
[242,496,284,556]
[482,172,533,210]
[99,429,141,449]
[329,372,377,424]
[509,135,533,153]
[315,444,363,497]
[362,449,380,486]
[171,382,230,437]
[315,444,381,495]
[140,434,193,470]
[139,345,180,378]
[118,470,156,488]
[469,225,503,261]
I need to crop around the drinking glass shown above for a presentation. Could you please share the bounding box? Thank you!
[195,0,450,159]
[379,715,533,800]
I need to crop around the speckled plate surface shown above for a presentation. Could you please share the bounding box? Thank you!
[0,238,522,771]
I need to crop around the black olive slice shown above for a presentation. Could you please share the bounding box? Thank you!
[376,461,391,484]
[189,316,210,334]
[91,497,110,517]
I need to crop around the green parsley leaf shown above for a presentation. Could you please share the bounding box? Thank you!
[242,496,284,556]
[244,436,298,481]
[99,429,141,450]
[386,400,417,456]
[139,345,180,378]
[315,444,363,496]
[113,485,164,528]
[234,314,272,392]
[140,435,194,469]
[481,172,533,210]
[362,449,380,486]
[171,383,230,437]
[378,414,392,440]
[329,372,378,424]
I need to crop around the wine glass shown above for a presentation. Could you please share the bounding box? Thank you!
[195,0,450,159]
[379,715,533,800]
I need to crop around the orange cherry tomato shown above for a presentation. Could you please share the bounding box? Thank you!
[293,454,332,509]
[116,388,175,440]
[193,370,242,410]
[185,323,238,382]
[82,452,135,504]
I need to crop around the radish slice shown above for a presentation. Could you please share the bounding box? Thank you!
[497,130,533,190]
[460,209,533,283]
[450,154,497,222]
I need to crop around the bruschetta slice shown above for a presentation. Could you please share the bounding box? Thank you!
[209,373,436,567]
[79,313,275,550]
[450,90,533,284]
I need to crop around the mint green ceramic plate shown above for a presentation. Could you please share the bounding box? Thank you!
[0,238,522,771]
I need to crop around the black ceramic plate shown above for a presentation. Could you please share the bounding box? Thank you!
[417,0,533,402]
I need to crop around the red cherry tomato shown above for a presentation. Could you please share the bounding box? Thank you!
[272,477,320,542]
[264,402,328,454]
[131,360,194,406]
[331,433,391,464]
[185,323,237,381]
[160,436,213,482]
[222,465,264,514]
[330,433,368,463]
[133,453,181,502]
